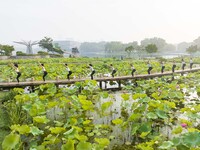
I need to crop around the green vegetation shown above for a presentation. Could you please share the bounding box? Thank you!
[0,57,196,82]
[0,57,200,149]
[145,44,158,54]
[39,37,64,55]
[0,44,14,56]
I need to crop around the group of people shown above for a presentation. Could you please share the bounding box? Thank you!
[147,58,193,75]
[11,58,194,83]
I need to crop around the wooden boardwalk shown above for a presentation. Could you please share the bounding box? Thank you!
[0,67,199,89]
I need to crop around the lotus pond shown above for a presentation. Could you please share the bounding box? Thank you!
[1,67,200,150]
[1,57,200,150]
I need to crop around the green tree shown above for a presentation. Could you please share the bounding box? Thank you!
[39,37,64,54]
[0,44,15,56]
[125,45,134,58]
[145,44,158,53]
[186,45,198,54]
[141,37,166,51]
[105,42,124,57]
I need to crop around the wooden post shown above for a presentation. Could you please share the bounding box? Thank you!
[31,86,34,93]
[105,81,107,89]
[99,81,102,89]
[118,80,121,89]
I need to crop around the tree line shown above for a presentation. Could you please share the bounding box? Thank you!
[2,36,200,56]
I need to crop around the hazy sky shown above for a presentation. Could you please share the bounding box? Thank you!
[1,0,200,44]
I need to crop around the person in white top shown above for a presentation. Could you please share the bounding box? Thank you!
[130,64,136,76]
[13,63,21,83]
[89,64,95,80]
[161,61,165,73]
[110,64,116,77]
[147,61,153,75]
[181,58,186,70]
[65,63,72,80]
[39,63,48,81]
[172,60,176,73]
[190,58,193,69]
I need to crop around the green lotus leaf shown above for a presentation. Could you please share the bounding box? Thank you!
[11,124,30,135]
[138,123,152,133]
[69,118,77,125]
[87,132,94,137]
[128,113,142,121]
[172,126,183,134]
[182,132,200,147]
[155,109,168,119]
[72,126,83,132]
[131,123,140,135]
[61,139,75,150]
[64,128,75,135]
[76,141,92,150]
[33,116,50,124]
[146,112,158,119]
[79,98,94,111]
[112,118,123,125]
[140,132,150,139]
[47,101,58,108]
[2,133,20,150]
[75,135,88,141]
[83,120,91,125]
[95,138,110,147]
[54,120,64,127]
[159,141,174,149]
[121,93,130,101]
[172,137,181,146]
[101,101,113,111]
[101,92,109,98]
[22,104,32,112]
[30,126,44,136]
[49,127,66,134]
[176,144,190,150]
[132,93,147,100]
[139,97,151,103]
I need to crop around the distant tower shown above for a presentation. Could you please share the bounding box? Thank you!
[14,40,38,54]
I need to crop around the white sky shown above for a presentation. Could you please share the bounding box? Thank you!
[1,0,200,44]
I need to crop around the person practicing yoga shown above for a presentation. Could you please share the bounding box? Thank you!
[130,64,136,76]
[13,63,21,83]
[110,64,117,77]
[161,61,165,73]
[147,61,153,75]
[65,63,72,80]
[39,63,48,81]
[89,64,95,80]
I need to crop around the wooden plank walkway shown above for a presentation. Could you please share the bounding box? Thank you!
[0,67,199,89]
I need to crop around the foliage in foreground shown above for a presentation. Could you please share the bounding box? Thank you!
[1,72,200,149]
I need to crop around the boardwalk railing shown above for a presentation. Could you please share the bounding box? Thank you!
[0,68,200,89]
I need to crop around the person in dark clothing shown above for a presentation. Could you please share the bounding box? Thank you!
[89,64,95,80]
[147,61,153,75]
[172,60,176,73]
[190,58,193,69]
[130,64,136,76]
[65,63,72,80]
[181,58,186,70]
[161,61,165,73]
[39,63,48,81]
[13,63,21,83]
[110,64,117,77]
